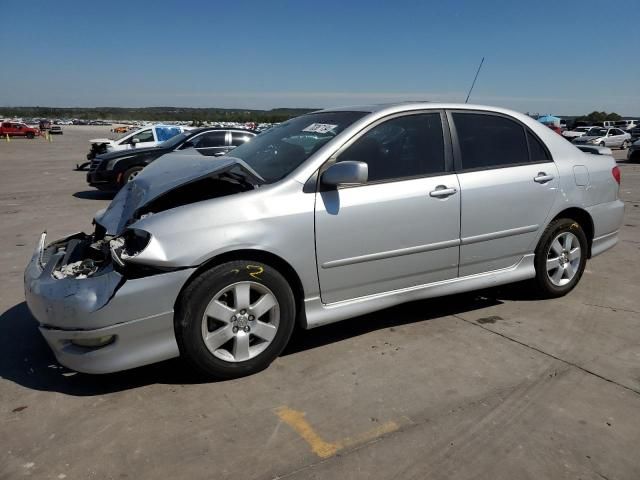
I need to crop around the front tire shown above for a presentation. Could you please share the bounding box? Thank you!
[120,166,144,186]
[26,132,35,139]
[176,260,296,379]
[534,218,588,298]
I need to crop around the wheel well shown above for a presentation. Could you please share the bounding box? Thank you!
[178,249,307,327]
[552,208,594,257]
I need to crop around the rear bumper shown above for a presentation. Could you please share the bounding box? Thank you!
[586,199,624,257]
[24,233,195,373]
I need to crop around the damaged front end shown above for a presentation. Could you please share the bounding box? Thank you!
[23,154,262,374]
[24,228,195,373]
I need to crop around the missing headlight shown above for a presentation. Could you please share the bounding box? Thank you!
[109,229,151,266]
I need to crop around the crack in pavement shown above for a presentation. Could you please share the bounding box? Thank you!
[582,303,640,315]
[452,314,640,396]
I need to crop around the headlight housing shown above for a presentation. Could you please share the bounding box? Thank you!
[109,229,151,266]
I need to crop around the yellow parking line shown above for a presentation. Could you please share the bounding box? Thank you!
[274,406,407,459]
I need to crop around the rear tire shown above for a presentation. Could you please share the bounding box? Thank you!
[621,140,629,150]
[176,260,296,379]
[534,218,588,298]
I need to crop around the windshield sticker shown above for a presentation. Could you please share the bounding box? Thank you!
[302,123,338,134]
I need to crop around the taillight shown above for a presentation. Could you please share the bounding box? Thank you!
[612,166,621,185]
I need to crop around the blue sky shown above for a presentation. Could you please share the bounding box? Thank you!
[1,0,638,115]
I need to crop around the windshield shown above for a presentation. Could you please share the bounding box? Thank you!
[114,129,137,141]
[586,128,607,137]
[226,111,367,182]
[160,131,189,149]
[614,121,628,127]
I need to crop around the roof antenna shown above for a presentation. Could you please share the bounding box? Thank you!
[465,57,485,104]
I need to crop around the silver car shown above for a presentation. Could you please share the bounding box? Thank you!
[573,127,632,149]
[24,103,624,378]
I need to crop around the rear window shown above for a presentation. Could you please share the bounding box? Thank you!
[155,126,182,142]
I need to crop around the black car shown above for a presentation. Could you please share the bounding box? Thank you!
[86,127,257,191]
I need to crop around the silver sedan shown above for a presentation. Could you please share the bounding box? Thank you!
[24,103,624,378]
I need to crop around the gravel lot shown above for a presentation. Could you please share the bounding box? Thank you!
[1,126,639,480]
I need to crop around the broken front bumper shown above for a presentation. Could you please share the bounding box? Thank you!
[24,233,195,374]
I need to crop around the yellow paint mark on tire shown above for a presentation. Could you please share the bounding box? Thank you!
[246,264,264,280]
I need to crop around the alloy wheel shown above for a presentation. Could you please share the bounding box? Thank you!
[201,281,280,362]
[546,231,581,287]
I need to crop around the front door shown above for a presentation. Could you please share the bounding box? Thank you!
[448,111,559,276]
[315,111,461,304]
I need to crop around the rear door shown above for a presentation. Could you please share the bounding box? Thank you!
[191,131,229,156]
[315,111,460,304]
[230,131,255,153]
[448,110,559,276]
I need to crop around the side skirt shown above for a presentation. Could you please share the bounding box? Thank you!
[302,254,535,329]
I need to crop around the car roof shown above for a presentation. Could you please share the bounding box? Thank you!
[315,102,531,117]
[190,127,258,134]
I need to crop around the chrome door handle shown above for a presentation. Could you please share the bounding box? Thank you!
[429,185,458,198]
[534,172,554,184]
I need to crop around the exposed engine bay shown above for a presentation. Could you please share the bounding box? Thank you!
[45,160,261,280]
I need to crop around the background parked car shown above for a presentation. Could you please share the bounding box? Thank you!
[0,121,40,138]
[614,120,639,131]
[592,121,616,128]
[49,125,63,135]
[628,124,640,140]
[573,127,631,149]
[562,126,594,141]
[85,124,192,161]
[86,127,257,190]
[627,140,640,162]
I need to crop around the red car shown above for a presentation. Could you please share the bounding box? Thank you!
[0,121,41,139]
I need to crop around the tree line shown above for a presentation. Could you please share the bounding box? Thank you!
[0,106,317,123]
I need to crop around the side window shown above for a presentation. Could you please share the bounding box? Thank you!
[526,131,551,162]
[192,131,227,148]
[130,129,155,143]
[337,113,445,183]
[452,113,528,169]
[231,132,254,146]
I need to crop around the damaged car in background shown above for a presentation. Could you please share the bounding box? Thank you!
[25,103,624,379]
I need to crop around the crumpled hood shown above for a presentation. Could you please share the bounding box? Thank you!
[95,151,259,235]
